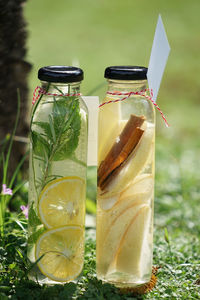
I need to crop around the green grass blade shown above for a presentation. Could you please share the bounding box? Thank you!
[0,134,10,165]
[9,151,29,189]
[10,181,27,197]
[2,89,21,184]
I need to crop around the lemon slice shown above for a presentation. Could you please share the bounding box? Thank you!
[35,225,84,282]
[38,176,85,228]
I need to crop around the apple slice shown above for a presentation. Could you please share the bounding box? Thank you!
[102,125,155,197]
[97,201,146,275]
[97,190,120,210]
[98,174,153,211]
[119,174,154,204]
[98,101,122,162]
[107,205,152,278]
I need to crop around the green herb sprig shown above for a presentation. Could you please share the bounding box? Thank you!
[31,86,85,191]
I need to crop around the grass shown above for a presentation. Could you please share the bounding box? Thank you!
[0,0,200,299]
[0,141,199,299]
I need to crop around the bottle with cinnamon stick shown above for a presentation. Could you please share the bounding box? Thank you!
[96,66,155,287]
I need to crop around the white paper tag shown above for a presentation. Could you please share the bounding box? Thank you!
[82,96,99,166]
[147,14,171,102]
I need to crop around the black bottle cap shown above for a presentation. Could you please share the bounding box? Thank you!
[38,66,84,83]
[104,66,147,80]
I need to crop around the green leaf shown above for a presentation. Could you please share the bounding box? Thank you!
[48,114,56,142]
[28,227,45,244]
[31,95,82,191]
[52,97,81,161]
[31,130,50,158]
[32,96,81,162]
[52,97,71,136]
[32,121,52,140]
[28,204,41,227]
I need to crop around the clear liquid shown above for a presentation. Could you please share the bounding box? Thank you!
[28,93,88,284]
[96,93,155,287]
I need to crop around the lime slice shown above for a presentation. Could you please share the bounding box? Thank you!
[38,176,85,228]
[35,225,84,282]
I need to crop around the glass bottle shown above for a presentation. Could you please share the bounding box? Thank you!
[27,66,88,284]
[96,66,155,287]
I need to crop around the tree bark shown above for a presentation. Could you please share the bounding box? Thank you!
[0,0,31,180]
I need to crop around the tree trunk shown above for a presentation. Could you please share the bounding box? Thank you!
[0,0,31,180]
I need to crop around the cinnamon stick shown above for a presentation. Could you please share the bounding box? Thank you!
[100,127,144,190]
[98,114,145,190]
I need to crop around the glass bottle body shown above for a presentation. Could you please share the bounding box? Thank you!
[28,81,88,284]
[96,79,155,287]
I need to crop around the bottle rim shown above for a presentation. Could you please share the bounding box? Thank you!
[104,66,147,81]
[38,66,84,83]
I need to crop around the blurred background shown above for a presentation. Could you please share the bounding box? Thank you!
[1,0,198,227]
[24,0,200,144]
[23,0,200,228]
[24,0,200,209]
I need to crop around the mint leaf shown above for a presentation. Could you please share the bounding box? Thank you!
[28,204,41,227]
[32,121,52,141]
[31,94,82,191]
[32,96,81,161]
[28,227,45,244]
[53,99,81,160]
[31,130,50,158]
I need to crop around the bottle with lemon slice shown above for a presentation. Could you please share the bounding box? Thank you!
[96,66,155,287]
[28,66,88,284]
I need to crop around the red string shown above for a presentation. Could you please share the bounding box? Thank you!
[99,89,169,127]
[32,86,81,105]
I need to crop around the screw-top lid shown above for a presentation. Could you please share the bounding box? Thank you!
[38,66,84,83]
[104,66,147,80]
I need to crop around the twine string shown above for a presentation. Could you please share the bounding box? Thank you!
[33,87,169,127]
[99,89,169,127]
[32,86,81,105]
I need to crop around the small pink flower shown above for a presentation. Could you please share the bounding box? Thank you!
[20,205,29,219]
[1,184,13,195]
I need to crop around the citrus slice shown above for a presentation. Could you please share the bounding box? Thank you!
[38,176,85,228]
[35,225,84,282]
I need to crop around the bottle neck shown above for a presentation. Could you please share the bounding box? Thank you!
[41,81,81,95]
[106,79,147,93]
